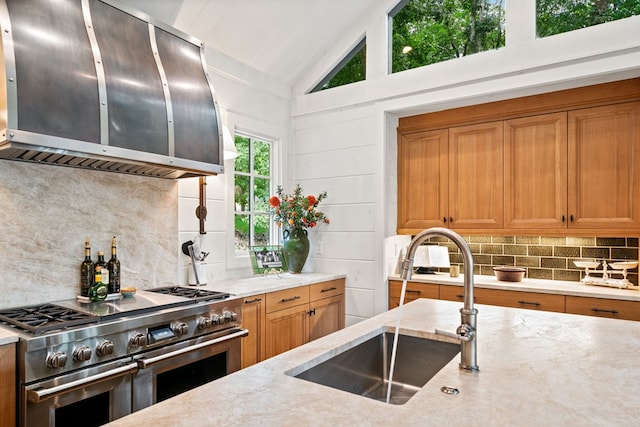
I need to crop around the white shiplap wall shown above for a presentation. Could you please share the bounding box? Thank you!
[291,1,640,324]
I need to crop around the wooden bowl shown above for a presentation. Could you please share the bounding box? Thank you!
[493,267,526,282]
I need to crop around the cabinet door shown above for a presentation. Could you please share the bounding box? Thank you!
[449,122,504,229]
[398,129,448,233]
[309,295,344,342]
[265,304,309,359]
[568,102,640,229]
[0,344,16,427]
[241,294,266,369]
[388,280,439,309]
[504,112,568,229]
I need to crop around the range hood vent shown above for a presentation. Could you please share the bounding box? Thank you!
[0,0,223,179]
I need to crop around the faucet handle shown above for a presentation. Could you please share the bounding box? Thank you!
[456,324,475,342]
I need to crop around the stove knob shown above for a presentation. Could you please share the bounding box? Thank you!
[172,322,189,336]
[197,317,212,330]
[46,351,67,369]
[224,310,238,322]
[96,340,115,356]
[211,313,222,325]
[129,333,148,348]
[72,345,92,362]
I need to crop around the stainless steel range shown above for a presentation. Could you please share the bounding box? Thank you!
[0,287,247,427]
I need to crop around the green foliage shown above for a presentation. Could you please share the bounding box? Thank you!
[322,45,366,90]
[233,135,273,248]
[537,0,640,37]
[391,0,506,73]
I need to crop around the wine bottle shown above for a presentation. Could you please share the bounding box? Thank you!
[80,238,94,297]
[89,265,108,302]
[107,236,121,294]
[96,251,109,290]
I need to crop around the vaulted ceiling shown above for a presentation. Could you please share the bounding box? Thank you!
[121,0,383,88]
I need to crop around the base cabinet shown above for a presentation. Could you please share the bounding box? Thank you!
[389,280,439,309]
[241,294,266,369]
[260,279,345,360]
[440,286,566,313]
[389,280,638,321]
[565,296,640,321]
[0,344,16,427]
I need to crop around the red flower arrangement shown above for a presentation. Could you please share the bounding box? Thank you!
[269,184,329,229]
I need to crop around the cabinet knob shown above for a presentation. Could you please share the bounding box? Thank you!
[449,217,454,223]
[570,214,574,222]
[443,217,447,223]
[562,215,566,222]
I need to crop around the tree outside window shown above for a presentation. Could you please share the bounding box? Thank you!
[537,0,640,37]
[234,134,273,252]
[390,0,506,74]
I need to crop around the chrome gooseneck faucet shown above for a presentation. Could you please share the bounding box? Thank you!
[400,227,479,373]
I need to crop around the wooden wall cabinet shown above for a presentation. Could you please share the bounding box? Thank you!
[504,112,568,230]
[398,129,448,231]
[389,280,638,321]
[263,279,345,359]
[398,122,503,234]
[398,79,640,235]
[241,294,266,368]
[0,343,16,427]
[568,102,640,230]
[504,103,640,231]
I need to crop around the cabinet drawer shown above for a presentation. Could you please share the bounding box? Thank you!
[566,296,640,321]
[389,280,439,308]
[266,286,310,313]
[310,279,345,301]
[440,286,565,313]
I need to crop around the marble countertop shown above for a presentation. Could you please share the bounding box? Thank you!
[390,272,640,302]
[107,298,640,427]
[0,327,18,346]
[196,272,346,299]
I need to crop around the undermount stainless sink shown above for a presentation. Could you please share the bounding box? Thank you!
[289,331,460,405]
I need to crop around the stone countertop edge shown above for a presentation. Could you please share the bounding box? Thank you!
[105,298,640,426]
[0,328,18,345]
[197,272,346,300]
[389,272,640,302]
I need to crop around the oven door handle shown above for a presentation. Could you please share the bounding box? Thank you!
[26,362,139,403]
[137,328,249,369]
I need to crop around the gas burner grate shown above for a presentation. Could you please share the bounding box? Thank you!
[0,304,97,334]
[147,286,230,301]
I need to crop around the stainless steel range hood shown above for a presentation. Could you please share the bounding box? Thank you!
[0,0,223,179]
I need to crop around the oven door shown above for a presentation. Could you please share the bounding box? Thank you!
[22,359,137,427]
[132,327,248,412]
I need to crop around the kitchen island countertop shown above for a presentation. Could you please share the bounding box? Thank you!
[106,298,640,426]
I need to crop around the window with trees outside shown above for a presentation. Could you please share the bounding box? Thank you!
[310,38,366,92]
[537,0,640,37]
[390,0,506,74]
[233,134,274,252]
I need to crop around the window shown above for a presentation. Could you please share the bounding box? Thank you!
[310,38,366,92]
[537,0,640,37]
[390,0,506,74]
[233,133,274,252]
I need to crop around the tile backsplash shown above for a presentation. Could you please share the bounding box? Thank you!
[427,235,638,285]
